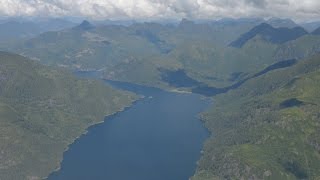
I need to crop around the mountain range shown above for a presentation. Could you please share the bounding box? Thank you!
[229,23,308,48]
[0,18,75,44]
[4,19,320,90]
[0,17,320,179]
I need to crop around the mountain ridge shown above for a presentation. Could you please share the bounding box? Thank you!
[312,26,320,35]
[73,20,95,31]
[229,23,308,48]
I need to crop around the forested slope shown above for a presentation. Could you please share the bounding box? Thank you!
[0,52,137,179]
[193,54,320,179]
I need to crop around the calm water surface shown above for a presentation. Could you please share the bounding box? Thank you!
[48,73,212,180]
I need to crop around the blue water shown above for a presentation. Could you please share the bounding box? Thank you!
[48,74,212,180]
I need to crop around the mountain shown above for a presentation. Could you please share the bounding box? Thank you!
[35,18,76,31]
[300,21,320,32]
[1,18,320,180]
[266,18,298,28]
[0,22,212,84]
[0,19,75,44]
[73,20,95,31]
[0,21,43,41]
[274,34,320,61]
[93,19,137,26]
[192,53,320,180]
[312,27,320,35]
[0,52,137,179]
[5,19,276,90]
[5,20,315,94]
[212,18,263,25]
[229,23,308,48]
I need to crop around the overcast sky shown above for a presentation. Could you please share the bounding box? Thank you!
[1,0,320,22]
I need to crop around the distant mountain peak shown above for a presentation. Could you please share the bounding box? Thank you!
[73,20,95,30]
[229,23,308,48]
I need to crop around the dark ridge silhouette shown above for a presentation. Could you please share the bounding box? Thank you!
[229,23,308,48]
[73,20,95,31]
[160,59,297,97]
[193,59,297,96]
[252,59,297,78]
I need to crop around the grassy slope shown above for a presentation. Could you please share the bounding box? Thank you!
[192,54,320,179]
[0,52,137,180]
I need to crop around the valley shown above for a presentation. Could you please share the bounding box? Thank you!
[0,15,320,180]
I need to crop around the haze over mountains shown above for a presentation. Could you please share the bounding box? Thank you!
[1,13,320,180]
[0,18,76,42]
[4,17,320,89]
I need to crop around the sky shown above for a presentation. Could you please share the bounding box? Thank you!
[1,0,320,22]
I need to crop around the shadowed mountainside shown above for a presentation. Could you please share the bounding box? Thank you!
[229,23,308,48]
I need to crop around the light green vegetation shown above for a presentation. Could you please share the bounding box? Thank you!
[0,52,137,179]
[192,54,320,179]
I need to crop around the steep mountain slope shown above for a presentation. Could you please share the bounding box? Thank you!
[302,21,320,32]
[229,23,308,48]
[0,52,137,179]
[312,27,320,35]
[73,20,95,31]
[274,34,320,60]
[192,53,320,180]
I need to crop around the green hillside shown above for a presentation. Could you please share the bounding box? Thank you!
[0,52,137,179]
[8,20,318,92]
[192,54,320,179]
[1,19,320,180]
[5,20,267,89]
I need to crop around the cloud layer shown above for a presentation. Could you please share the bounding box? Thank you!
[1,0,320,21]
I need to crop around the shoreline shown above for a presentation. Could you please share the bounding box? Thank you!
[168,88,192,94]
[43,98,141,180]
[44,79,213,180]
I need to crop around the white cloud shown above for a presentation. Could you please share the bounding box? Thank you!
[0,0,320,21]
